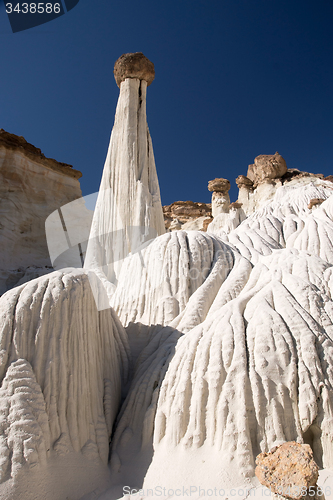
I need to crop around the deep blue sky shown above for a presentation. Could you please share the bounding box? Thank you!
[1,0,333,205]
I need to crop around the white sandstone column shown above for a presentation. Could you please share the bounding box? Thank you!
[85,53,165,285]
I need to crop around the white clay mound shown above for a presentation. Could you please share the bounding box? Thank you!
[100,180,333,498]
[0,269,130,499]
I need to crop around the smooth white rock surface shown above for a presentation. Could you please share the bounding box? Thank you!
[0,269,130,499]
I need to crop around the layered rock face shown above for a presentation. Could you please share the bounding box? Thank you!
[0,129,82,294]
[163,200,212,231]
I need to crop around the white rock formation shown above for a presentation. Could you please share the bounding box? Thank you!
[110,230,235,328]
[0,130,82,295]
[101,177,333,497]
[85,62,165,284]
[2,55,333,500]
[0,269,130,499]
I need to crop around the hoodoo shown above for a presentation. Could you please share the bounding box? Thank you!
[85,53,165,283]
[208,177,231,216]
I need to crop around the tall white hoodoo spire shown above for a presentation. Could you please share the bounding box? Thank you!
[85,53,165,284]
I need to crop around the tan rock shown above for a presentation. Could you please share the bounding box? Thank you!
[208,178,230,193]
[171,201,209,217]
[0,129,81,179]
[202,217,213,231]
[168,218,182,231]
[282,169,325,184]
[114,52,155,88]
[255,442,319,500]
[247,152,287,185]
[308,198,325,209]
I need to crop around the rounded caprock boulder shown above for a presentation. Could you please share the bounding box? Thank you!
[114,52,155,87]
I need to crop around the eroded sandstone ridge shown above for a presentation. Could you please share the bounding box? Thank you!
[0,129,82,294]
[163,153,333,236]
[0,270,129,499]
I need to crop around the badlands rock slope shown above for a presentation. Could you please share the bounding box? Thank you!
[1,52,333,500]
[106,177,333,495]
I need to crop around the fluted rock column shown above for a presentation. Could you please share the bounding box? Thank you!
[85,53,165,284]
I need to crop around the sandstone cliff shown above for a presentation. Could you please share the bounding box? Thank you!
[0,129,82,294]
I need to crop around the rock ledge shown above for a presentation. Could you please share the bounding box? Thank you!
[0,129,82,179]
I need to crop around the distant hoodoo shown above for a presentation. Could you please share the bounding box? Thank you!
[208,177,231,217]
[114,52,155,87]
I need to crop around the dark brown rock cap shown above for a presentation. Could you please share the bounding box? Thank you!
[114,52,155,87]
[229,202,243,209]
[208,178,230,193]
